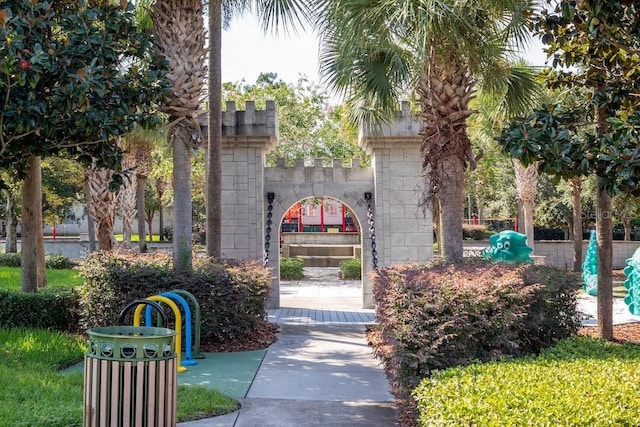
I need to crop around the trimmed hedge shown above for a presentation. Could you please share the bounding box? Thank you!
[0,288,80,332]
[415,337,640,426]
[339,258,361,279]
[280,257,304,280]
[462,223,489,240]
[370,258,581,426]
[78,251,272,343]
[0,253,71,269]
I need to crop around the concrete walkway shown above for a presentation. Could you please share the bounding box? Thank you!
[179,267,397,427]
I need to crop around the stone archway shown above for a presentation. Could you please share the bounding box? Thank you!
[264,164,375,308]
[216,100,434,309]
[277,197,365,306]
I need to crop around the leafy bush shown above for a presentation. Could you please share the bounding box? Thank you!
[370,258,580,426]
[339,258,361,279]
[0,288,81,332]
[462,223,488,240]
[0,252,21,267]
[0,253,71,269]
[280,257,304,280]
[77,251,272,344]
[414,337,640,426]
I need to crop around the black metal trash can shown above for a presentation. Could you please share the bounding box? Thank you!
[83,326,177,427]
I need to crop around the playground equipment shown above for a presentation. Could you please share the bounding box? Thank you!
[582,230,598,296]
[623,247,640,315]
[133,296,187,373]
[144,292,197,366]
[481,230,533,263]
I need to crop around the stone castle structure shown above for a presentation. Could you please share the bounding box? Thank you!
[218,100,433,308]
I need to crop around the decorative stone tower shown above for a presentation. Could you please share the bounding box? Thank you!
[217,100,433,309]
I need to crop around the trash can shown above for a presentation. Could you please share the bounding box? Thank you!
[83,326,177,427]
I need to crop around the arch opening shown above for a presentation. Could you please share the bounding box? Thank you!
[277,196,365,310]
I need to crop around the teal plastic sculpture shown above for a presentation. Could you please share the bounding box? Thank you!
[481,230,533,263]
[623,247,640,315]
[581,230,598,296]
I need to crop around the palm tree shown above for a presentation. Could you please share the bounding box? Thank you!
[513,159,538,251]
[150,0,208,273]
[206,0,311,259]
[316,0,539,262]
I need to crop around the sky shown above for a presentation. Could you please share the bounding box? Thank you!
[221,15,551,98]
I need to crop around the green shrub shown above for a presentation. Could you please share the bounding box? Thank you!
[339,258,361,279]
[370,258,580,426]
[0,252,21,267]
[414,337,640,426]
[77,251,272,344]
[280,257,304,280]
[0,288,81,332]
[462,223,488,240]
[45,254,71,269]
[0,253,71,269]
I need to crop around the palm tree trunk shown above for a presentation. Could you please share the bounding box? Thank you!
[437,155,465,261]
[86,167,117,251]
[206,0,222,259]
[570,177,583,271]
[137,176,147,252]
[3,188,17,253]
[172,123,193,274]
[21,156,44,292]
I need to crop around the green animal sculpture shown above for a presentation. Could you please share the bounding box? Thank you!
[623,247,640,316]
[481,230,533,263]
[581,230,598,296]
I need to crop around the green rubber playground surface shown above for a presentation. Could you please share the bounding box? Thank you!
[178,350,266,398]
[65,349,266,399]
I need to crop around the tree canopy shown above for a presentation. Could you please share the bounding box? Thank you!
[0,0,169,181]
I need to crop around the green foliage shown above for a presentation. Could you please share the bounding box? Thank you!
[280,257,304,280]
[414,337,640,426]
[0,328,238,425]
[0,0,169,180]
[339,258,361,279]
[0,253,70,269]
[462,224,488,240]
[176,385,239,420]
[0,328,85,426]
[0,252,21,267]
[0,288,80,332]
[223,73,368,166]
[78,252,272,343]
[370,259,580,423]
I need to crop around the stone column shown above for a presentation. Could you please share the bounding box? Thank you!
[359,101,433,306]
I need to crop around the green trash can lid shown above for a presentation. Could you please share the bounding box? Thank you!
[87,326,176,361]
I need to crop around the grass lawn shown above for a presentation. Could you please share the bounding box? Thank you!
[0,267,84,291]
[0,328,238,426]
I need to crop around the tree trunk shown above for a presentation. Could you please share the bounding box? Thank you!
[206,0,222,259]
[623,218,631,241]
[172,123,193,273]
[596,182,613,340]
[36,166,45,289]
[437,155,465,261]
[522,200,535,252]
[159,202,164,242]
[4,188,17,253]
[570,177,583,272]
[21,156,44,292]
[83,179,97,253]
[86,167,117,251]
[136,175,147,252]
[119,168,136,249]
